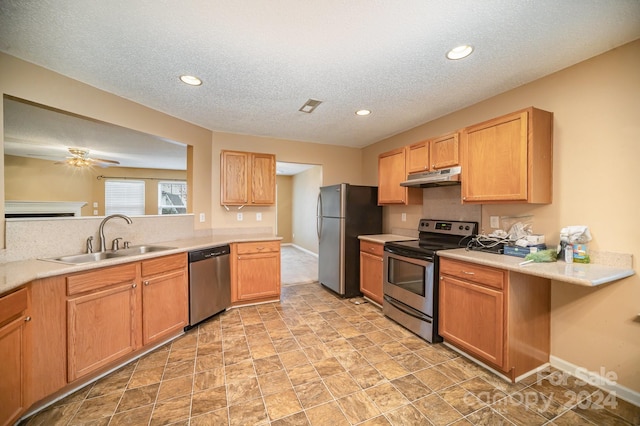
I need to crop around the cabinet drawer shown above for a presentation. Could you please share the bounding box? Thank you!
[67,263,137,296]
[236,241,280,255]
[141,253,187,277]
[359,240,383,257]
[0,287,28,325]
[439,258,505,290]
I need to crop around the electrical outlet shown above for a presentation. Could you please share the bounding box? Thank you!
[199,213,205,222]
[237,212,243,221]
[256,212,262,221]
[92,202,98,208]
[401,213,407,222]
[490,216,500,229]
[93,210,98,215]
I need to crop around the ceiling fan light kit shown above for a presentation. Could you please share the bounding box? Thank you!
[57,147,120,168]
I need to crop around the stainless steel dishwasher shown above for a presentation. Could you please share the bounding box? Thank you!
[186,244,231,329]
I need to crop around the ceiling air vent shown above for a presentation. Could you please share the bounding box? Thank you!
[298,99,322,113]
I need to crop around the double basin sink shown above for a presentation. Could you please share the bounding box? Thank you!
[43,245,176,265]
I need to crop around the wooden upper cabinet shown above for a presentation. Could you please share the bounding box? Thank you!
[220,150,249,204]
[407,141,429,174]
[430,132,459,170]
[220,150,275,206]
[250,152,276,205]
[378,147,422,205]
[407,132,459,174]
[461,107,553,204]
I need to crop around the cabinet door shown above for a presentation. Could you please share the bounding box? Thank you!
[378,148,408,204]
[236,252,281,301]
[220,150,249,205]
[67,282,138,382]
[439,275,505,368]
[407,141,429,174]
[462,111,528,202]
[430,133,459,169]
[142,270,188,345]
[0,289,28,426]
[359,251,383,305]
[0,317,27,426]
[250,153,276,205]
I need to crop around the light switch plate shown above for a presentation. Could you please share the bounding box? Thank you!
[256,212,262,221]
[199,213,205,222]
[401,213,407,222]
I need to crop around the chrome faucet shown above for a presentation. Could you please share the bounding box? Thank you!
[98,214,132,252]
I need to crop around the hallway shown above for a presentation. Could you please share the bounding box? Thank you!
[280,245,318,287]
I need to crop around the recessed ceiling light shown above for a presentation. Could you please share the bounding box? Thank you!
[179,75,202,86]
[355,109,371,116]
[446,45,473,60]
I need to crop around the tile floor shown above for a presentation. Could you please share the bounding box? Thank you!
[20,248,639,426]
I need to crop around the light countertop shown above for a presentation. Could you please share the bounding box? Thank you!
[358,234,417,244]
[438,248,635,287]
[0,234,281,296]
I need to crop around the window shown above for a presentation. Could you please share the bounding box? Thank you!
[158,181,187,215]
[105,180,145,215]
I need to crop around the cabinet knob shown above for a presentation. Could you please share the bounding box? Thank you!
[24,316,32,322]
[144,281,150,286]
[132,283,137,288]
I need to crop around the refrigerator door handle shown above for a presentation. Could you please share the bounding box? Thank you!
[316,192,322,239]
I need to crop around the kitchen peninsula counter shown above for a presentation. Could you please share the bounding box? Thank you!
[0,233,281,296]
[437,248,634,287]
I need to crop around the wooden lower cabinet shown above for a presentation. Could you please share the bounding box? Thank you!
[359,241,384,305]
[141,254,188,345]
[231,241,281,304]
[0,288,29,426]
[439,258,550,381]
[66,264,139,382]
[439,273,505,367]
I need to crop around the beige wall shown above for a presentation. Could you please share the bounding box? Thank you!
[363,40,640,392]
[4,155,94,215]
[292,166,322,254]
[276,175,293,243]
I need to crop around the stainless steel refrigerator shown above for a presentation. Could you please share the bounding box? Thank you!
[317,183,382,297]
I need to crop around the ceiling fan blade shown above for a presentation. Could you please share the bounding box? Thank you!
[92,158,120,165]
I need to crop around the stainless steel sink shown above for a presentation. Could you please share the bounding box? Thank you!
[110,245,176,256]
[42,245,176,265]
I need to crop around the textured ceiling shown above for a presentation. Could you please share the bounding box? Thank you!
[1,1,640,149]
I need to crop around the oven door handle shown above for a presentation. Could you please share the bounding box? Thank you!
[384,247,433,263]
[383,295,432,323]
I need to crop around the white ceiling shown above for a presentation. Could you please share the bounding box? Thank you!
[1,1,640,150]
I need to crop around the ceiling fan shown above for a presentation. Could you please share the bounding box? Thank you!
[55,148,120,168]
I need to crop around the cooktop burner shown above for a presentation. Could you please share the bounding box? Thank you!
[385,219,478,256]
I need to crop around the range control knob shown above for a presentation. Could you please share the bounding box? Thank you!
[459,225,464,230]
[465,225,470,230]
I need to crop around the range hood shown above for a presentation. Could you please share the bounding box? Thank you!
[400,166,461,188]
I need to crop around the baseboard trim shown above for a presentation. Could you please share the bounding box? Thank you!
[286,243,318,257]
[550,355,640,407]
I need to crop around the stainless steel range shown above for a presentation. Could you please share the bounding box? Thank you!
[383,219,477,343]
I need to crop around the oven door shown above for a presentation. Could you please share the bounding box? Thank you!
[383,248,434,317]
